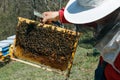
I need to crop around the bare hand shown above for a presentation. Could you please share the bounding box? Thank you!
[42,11,59,23]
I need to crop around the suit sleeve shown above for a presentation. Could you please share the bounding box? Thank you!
[59,8,70,23]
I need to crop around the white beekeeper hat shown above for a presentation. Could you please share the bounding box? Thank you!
[64,0,120,24]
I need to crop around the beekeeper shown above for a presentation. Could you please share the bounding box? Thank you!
[42,0,120,80]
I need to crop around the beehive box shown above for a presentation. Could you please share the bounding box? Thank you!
[0,43,10,56]
[14,17,81,71]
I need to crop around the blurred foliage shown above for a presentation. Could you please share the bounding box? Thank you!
[74,25,96,49]
[78,29,96,49]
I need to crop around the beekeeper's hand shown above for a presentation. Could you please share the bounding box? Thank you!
[42,11,59,23]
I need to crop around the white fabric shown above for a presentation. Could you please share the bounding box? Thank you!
[96,22,120,73]
[77,0,105,8]
[101,31,120,65]
[64,0,120,24]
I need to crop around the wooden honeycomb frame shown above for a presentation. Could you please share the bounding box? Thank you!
[14,17,81,72]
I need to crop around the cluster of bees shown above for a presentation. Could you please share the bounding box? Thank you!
[16,21,79,63]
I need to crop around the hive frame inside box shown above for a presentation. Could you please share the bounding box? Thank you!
[14,17,81,80]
